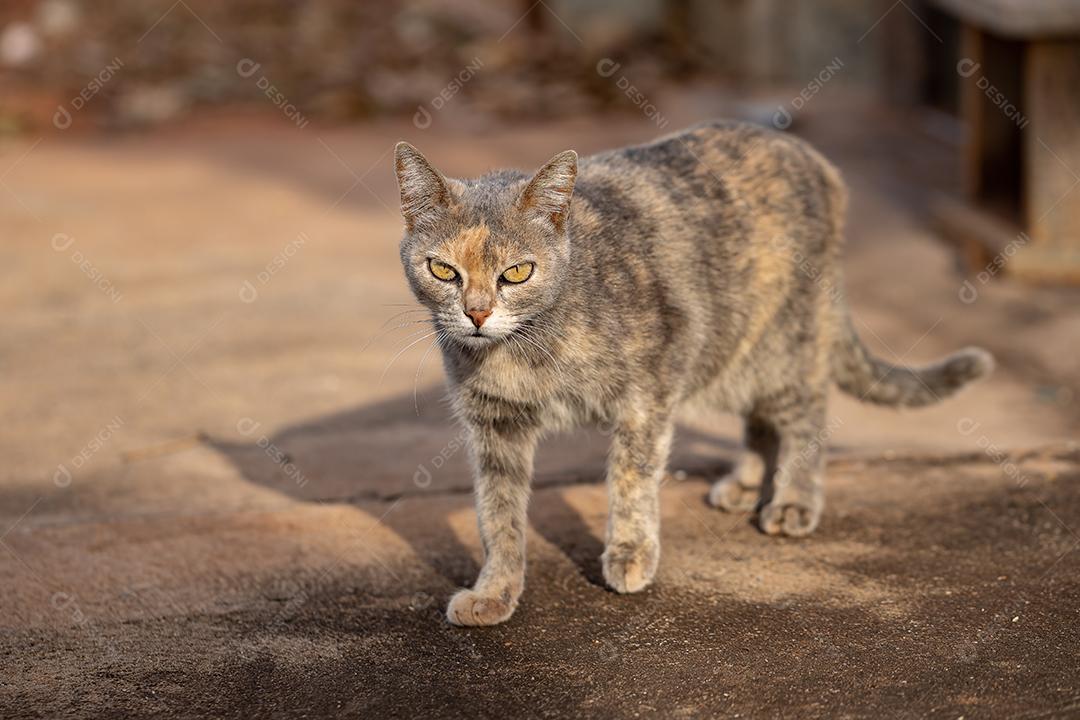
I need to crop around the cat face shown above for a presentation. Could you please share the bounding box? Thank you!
[394,143,577,348]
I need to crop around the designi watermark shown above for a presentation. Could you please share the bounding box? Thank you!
[957,417,1032,488]
[53,415,125,487]
[774,416,844,489]
[957,59,1029,130]
[413,425,469,488]
[237,417,309,488]
[51,233,124,303]
[413,57,484,129]
[54,57,125,130]
[773,57,844,130]
[238,232,309,303]
[958,232,1029,303]
[771,233,844,304]
[237,58,310,129]
[596,59,669,130]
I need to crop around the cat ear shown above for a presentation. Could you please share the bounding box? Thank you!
[517,150,577,233]
[394,142,458,232]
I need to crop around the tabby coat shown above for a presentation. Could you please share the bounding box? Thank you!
[393,121,992,626]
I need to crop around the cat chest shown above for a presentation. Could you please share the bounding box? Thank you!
[465,355,600,430]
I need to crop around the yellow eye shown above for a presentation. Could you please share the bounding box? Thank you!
[501,262,534,284]
[428,259,458,282]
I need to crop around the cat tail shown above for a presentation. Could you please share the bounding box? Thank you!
[814,144,993,407]
[831,313,994,408]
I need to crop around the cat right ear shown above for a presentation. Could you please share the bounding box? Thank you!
[394,142,457,232]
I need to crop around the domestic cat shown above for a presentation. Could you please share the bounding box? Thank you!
[392,121,993,626]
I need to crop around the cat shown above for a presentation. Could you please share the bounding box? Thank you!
[392,120,993,626]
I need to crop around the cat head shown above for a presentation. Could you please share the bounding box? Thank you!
[393,142,577,349]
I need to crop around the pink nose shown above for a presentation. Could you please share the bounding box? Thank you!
[466,308,492,328]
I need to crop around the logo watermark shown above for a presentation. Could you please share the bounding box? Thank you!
[237,417,309,488]
[238,232,309,303]
[957,59,1029,130]
[54,57,125,130]
[773,57,845,130]
[413,426,469,488]
[596,59,668,130]
[956,417,1031,488]
[51,233,124,303]
[771,233,844,303]
[958,232,1029,303]
[237,59,309,129]
[413,57,484,129]
[53,415,125,487]
[775,416,844,489]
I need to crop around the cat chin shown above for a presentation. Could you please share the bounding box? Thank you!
[456,333,501,350]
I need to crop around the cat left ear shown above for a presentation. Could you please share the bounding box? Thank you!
[394,142,458,232]
[517,150,578,234]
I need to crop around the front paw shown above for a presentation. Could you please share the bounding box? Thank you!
[445,588,516,626]
[602,541,658,594]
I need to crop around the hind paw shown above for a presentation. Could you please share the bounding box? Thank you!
[708,454,764,512]
[709,474,759,511]
[759,500,821,537]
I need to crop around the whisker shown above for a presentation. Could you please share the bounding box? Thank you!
[361,319,435,352]
[377,308,429,331]
[386,324,441,349]
[370,325,439,359]
[523,321,568,356]
[514,325,562,372]
[505,334,528,367]
[380,329,441,385]
[413,331,447,415]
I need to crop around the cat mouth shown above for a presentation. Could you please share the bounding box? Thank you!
[459,330,505,348]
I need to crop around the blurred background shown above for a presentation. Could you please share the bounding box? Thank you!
[2,1,1079,716]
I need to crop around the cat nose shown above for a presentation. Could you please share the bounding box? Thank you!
[465,308,492,328]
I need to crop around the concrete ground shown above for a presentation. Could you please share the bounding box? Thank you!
[2,93,1079,717]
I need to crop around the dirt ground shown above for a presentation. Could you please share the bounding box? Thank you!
[2,91,1079,718]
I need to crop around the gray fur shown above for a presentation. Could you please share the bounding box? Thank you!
[392,121,994,626]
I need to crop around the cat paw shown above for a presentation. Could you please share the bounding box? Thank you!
[445,588,515,626]
[758,500,821,537]
[708,474,759,512]
[602,542,658,594]
[708,454,764,512]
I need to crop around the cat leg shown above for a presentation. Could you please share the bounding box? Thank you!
[602,407,674,594]
[708,417,778,512]
[756,389,827,537]
[446,416,538,626]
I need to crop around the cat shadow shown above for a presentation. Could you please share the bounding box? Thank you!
[208,385,738,592]
[531,490,608,587]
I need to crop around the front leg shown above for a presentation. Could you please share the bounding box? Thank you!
[603,406,674,594]
[446,405,538,627]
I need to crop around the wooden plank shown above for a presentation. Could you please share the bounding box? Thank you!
[928,0,1080,38]
[959,25,984,201]
[1017,39,1080,281]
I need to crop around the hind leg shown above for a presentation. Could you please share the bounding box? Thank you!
[756,388,828,537]
[708,418,779,512]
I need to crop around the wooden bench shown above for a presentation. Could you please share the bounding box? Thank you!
[928,0,1080,283]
